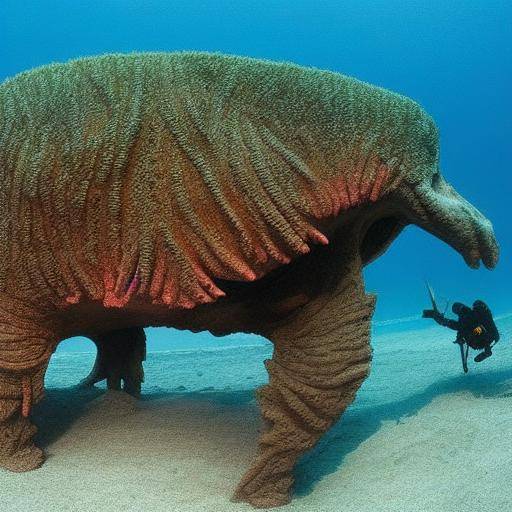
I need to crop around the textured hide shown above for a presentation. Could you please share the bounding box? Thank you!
[0,52,436,310]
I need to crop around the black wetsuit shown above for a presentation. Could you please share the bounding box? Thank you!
[424,301,500,363]
[435,311,497,349]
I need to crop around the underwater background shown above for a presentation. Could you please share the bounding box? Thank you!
[1,2,512,511]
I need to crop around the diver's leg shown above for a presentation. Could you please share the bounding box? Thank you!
[464,344,469,373]
[233,284,375,507]
[474,345,492,363]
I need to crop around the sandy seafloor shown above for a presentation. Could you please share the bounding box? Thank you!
[1,314,512,512]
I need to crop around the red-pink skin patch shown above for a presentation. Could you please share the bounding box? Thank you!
[320,163,390,216]
[64,292,81,305]
[93,163,390,311]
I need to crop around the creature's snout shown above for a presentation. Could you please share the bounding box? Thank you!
[401,172,499,270]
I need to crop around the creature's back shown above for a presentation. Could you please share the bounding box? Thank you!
[0,52,432,310]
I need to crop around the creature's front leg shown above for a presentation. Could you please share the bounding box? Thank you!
[233,272,375,508]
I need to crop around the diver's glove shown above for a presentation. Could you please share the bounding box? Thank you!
[422,309,439,319]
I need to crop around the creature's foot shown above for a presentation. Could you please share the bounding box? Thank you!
[232,450,293,508]
[0,444,44,473]
[0,410,44,473]
[122,376,142,397]
[87,327,146,398]
[233,488,290,509]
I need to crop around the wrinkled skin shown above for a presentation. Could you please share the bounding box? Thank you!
[401,169,497,269]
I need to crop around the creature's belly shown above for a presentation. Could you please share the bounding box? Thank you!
[56,286,263,340]
[56,265,313,341]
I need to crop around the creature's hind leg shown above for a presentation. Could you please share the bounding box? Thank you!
[78,327,146,397]
[233,274,375,508]
[0,299,56,472]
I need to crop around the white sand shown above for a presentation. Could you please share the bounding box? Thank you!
[1,316,511,511]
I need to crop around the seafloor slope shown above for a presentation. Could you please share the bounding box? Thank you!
[1,315,511,511]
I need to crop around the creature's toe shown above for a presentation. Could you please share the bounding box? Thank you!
[232,462,294,509]
[232,487,291,509]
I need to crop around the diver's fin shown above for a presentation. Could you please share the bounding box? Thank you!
[460,342,469,373]
[425,280,439,313]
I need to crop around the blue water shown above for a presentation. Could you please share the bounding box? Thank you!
[1,0,510,348]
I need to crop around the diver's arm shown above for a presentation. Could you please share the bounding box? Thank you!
[423,309,460,330]
[435,314,460,330]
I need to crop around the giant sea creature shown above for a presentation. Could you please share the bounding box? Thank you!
[0,52,499,507]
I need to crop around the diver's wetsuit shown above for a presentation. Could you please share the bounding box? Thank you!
[424,301,500,363]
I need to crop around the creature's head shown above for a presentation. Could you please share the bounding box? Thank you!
[354,105,499,272]
[401,167,499,270]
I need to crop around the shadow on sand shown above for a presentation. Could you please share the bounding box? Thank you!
[33,387,104,448]
[33,366,512,498]
[294,366,512,496]
[32,386,257,449]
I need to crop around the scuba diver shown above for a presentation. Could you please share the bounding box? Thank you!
[422,288,500,373]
